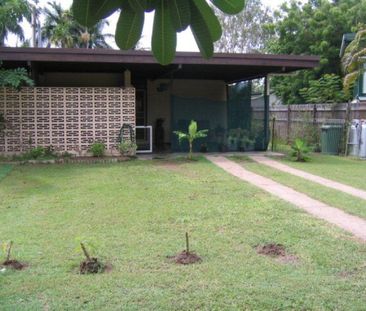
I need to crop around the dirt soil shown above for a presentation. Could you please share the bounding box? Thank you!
[2,259,26,270]
[171,250,202,265]
[79,258,104,274]
[256,243,299,264]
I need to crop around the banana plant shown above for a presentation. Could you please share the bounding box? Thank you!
[174,120,208,160]
[71,0,245,65]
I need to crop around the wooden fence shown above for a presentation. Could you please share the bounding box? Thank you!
[270,102,366,144]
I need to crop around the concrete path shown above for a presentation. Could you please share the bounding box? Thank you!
[249,155,366,201]
[206,155,366,242]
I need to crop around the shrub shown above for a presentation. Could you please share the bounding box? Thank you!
[44,146,55,157]
[118,141,137,156]
[29,146,45,159]
[90,143,105,157]
[291,138,310,162]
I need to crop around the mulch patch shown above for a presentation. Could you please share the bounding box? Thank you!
[256,243,299,264]
[169,250,202,265]
[2,259,26,270]
[79,258,104,274]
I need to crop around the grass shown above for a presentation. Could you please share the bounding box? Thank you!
[1,158,366,310]
[274,152,366,191]
[231,156,366,220]
[0,164,12,181]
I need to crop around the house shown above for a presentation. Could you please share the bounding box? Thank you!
[0,48,319,155]
[340,33,366,102]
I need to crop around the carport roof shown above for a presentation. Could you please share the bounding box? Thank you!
[0,47,319,83]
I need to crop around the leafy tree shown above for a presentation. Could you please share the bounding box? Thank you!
[342,28,366,95]
[71,0,245,65]
[174,120,208,160]
[42,1,112,49]
[0,0,31,46]
[299,74,350,104]
[214,0,274,53]
[269,0,366,104]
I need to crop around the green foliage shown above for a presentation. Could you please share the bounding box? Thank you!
[42,1,112,49]
[0,67,34,90]
[215,0,274,53]
[299,74,350,104]
[291,138,310,162]
[29,146,46,159]
[89,142,106,157]
[71,0,245,65]
[269,0,366,104]
[342,28,366,95]
[174,120,208,160]
[118,141,137,156]
[0,0,31,46]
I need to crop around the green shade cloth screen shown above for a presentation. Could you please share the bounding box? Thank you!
[171,79,268,152]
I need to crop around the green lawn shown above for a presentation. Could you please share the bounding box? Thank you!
[275,153,366,190]
[1,158,366,310]
[231,156,366,220]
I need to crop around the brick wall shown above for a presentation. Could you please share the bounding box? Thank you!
[0,87,135,155]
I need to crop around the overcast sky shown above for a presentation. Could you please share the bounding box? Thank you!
[9,0,288,51]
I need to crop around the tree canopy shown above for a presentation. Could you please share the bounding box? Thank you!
[268,0,366,104]
[0,0,31,46]
[71,0,246,65]
[42,1,112,49]
[214,0,273,53]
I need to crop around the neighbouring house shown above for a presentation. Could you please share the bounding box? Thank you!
[0,48,319,155]
[340,33,366,102]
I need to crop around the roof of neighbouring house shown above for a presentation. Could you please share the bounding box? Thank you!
[340,33,356,57]
[0,47,320,83]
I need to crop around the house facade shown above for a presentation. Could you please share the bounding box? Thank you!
[0,48,319,155]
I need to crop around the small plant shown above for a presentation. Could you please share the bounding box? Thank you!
[171,232,202,265]
[60,151,73,158]
[1,241,25,270]
[89,142,105,157]
[29,146,45,159]
[44,146,55,158]
[291,138,310,162]
[118,141,137,156]
[79,242,104,274]
[174,120,208,160]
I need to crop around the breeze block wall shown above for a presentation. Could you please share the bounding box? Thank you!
[0,87,135,155]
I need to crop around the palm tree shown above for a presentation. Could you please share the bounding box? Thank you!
[41,1,112,49]
[0,0,31,46]
[77,21,113,49]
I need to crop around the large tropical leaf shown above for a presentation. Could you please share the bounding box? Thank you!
[210,0,245,14]
[188,120,198,137]
[72,0,123,28]
[152,0,177,65]
[115,4,144,50]
[168,0,191,32]
[128,0,147,12]
[190,0,222,41]
[70,0,248,64]
[189,1,214,59]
